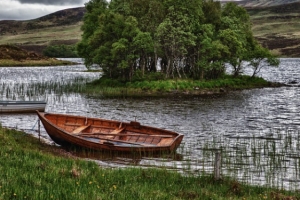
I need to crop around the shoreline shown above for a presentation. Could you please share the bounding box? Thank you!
[0,58,289,98]
[83,77,288,98]
[0,126,299,199]
[0,58,77,67]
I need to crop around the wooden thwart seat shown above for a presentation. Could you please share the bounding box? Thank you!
[72,125,90,134]
[110,122,125,134]
[111,127,125,134]
[157,138,173,146]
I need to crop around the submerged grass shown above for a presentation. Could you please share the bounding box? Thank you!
[0,126,299,199]
[0,77,90,100]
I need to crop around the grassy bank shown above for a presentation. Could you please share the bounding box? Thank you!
[0,126,298,199]
[0,44,77,67]
[0,58,76,67]
[85,75,284,97]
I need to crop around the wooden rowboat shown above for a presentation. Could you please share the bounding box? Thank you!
[0,100,46,113]
[36,111,184,153]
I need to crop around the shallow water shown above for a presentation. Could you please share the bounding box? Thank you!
[1,58,300,190]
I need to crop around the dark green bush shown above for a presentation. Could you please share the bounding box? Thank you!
[43,45,78,58]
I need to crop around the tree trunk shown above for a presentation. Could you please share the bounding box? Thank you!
[166,57,172,78]
[141,56,145,77]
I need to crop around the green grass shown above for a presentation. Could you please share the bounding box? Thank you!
[0,23,82,46]
[0,59,76,67]
[0,126,299,199]
[84,75,278,97]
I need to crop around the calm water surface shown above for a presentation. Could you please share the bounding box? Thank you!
[1,58,300,189]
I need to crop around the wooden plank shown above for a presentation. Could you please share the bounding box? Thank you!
[72,125,90,134]
[90,125,111,128]
[157,138,173,146]
[65,123,83,126]
[80,135,156,146]
[67,124,117,129]
[111,127,125,134]
[78,133,173,138]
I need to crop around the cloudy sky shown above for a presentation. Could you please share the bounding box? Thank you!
[0,0,88,21]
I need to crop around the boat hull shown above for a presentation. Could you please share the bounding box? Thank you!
[0,101,46,113]
[36,111,184,153]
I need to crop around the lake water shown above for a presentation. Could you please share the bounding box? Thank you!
[1,58,300,190]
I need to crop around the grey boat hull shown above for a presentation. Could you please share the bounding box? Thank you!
[0,101,46,113]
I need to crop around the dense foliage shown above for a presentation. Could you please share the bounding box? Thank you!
[77,0,279,81]
[43,45,78,58]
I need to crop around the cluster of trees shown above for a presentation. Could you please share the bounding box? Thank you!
[43,45,78,58]
[77,0,279,81]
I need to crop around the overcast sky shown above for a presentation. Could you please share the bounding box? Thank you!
[0,0,88,21]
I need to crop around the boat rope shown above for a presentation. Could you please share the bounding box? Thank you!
[31,119,39,131]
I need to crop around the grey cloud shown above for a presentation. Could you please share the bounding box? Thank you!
[16,0,85,6]
[0,9,43,20]
[0,14,23,21]
[0,11,47,21]
[0,6,69,21]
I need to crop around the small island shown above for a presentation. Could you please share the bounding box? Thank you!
[77,1,282,97]
[84,75,285,98]
[0,44,283,98]
[0,2,283,98]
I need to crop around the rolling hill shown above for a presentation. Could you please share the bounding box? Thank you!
[247,1,300,57]
[236,0,300,7]
[0,1,300,57]
[0,7,85,54]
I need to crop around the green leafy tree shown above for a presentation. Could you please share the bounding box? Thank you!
[88,12,128,78]
[218,2,279,77]
[219,3,251,77]
[77,0,278,81]
[77,0,108,68]
[132,0,165,72]
[43,45,78,58]
[87,12,141,80]
[189,0,225,80]
[133,31,155,75]
[202,0,221,28]
[248,42,279,78]
[195,24,228,79]
[110,16,141,81]
[156,0,204,78]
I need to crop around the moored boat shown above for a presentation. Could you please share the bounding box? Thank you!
[0,100,46,113]
[36,111,184,153]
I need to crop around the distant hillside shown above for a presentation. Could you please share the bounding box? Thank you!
[0,7,85,54]
[0,2,300,57]
[0,7,85,34]
[246,1,300,57]
[0,44,46,60]
[237,0,300,7]
[0,44,76,67]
